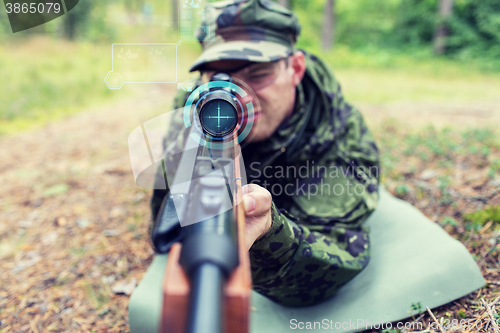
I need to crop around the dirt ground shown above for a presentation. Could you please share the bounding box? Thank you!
[0,85,499,332]
[0,86,175,332]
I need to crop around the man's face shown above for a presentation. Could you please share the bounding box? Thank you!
[201,51,306,142]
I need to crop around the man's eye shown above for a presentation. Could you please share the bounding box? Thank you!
[201,72,212,81]
[247,72,273,81]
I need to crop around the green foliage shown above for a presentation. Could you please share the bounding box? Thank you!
[461,128,499,150]
[0,0,117,42]
[289,0,500,70]
[488,159,500,178]
[0,40,113,134]
[463,206,500,226]
[334,0,402,48]
[380,151,400,178]
[382,329,401,333]
[292,0,323,50]
[84,1,118,43]
[465,221,483,233]
[393,0,500,59]
[395,184,410,197]
[293,0,401,50]
[394,127,500,169]
[0,5,11,41]
[441,216,458,227]
[410,301,424,314]
[449,0,500,57]
[377,125,500,203]
[60,0,117,41]
[437,175,452,204]
[42,183,70,198]
[392,0,438,46]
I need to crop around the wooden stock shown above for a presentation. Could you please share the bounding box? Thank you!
[161,137,252,333]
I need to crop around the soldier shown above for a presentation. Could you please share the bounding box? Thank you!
[151,0,380,307]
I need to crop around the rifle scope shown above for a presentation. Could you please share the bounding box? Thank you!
[198,73,239,138]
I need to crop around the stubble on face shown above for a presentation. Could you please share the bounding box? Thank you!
[244,62,296,142]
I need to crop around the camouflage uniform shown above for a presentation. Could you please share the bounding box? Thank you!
[151,0,380,307]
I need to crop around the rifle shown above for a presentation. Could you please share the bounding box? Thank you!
[151,74,252,333]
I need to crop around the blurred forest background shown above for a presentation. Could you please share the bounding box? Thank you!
[1,0,500,332]
[1,0,500,133]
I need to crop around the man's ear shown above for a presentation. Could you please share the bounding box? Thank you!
[290,50,306,87]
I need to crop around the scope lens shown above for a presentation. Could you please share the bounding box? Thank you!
[200,99,238,137]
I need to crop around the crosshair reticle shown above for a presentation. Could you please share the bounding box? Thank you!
[199,99,238,137]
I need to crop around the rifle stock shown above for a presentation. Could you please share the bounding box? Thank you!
[160,134,251,333]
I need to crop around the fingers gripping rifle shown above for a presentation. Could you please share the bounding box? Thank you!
[151,74,251,333]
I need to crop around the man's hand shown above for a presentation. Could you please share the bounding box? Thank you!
[242,184,273,251]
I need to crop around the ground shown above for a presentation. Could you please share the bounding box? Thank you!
[0,81,499,333]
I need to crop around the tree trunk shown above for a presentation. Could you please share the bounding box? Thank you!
[277,0,289,9]
[322,0,335,50]
[172,0,179,31]
[64,13,76,40]
[433,0,454,55]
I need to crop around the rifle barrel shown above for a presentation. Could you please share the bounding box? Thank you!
[187,262,225,333]
[180,141,239,333]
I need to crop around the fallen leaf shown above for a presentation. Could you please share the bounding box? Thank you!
[76,218,92,229]
[112,278,137,295]
[419,169,438,180]
[55,217,67,227]
[102,229,120,237]
[42,184,70,198]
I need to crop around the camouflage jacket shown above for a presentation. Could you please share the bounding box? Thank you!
[151,51,380,307]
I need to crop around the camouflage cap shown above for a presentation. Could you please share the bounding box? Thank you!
[189,0,301,72]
